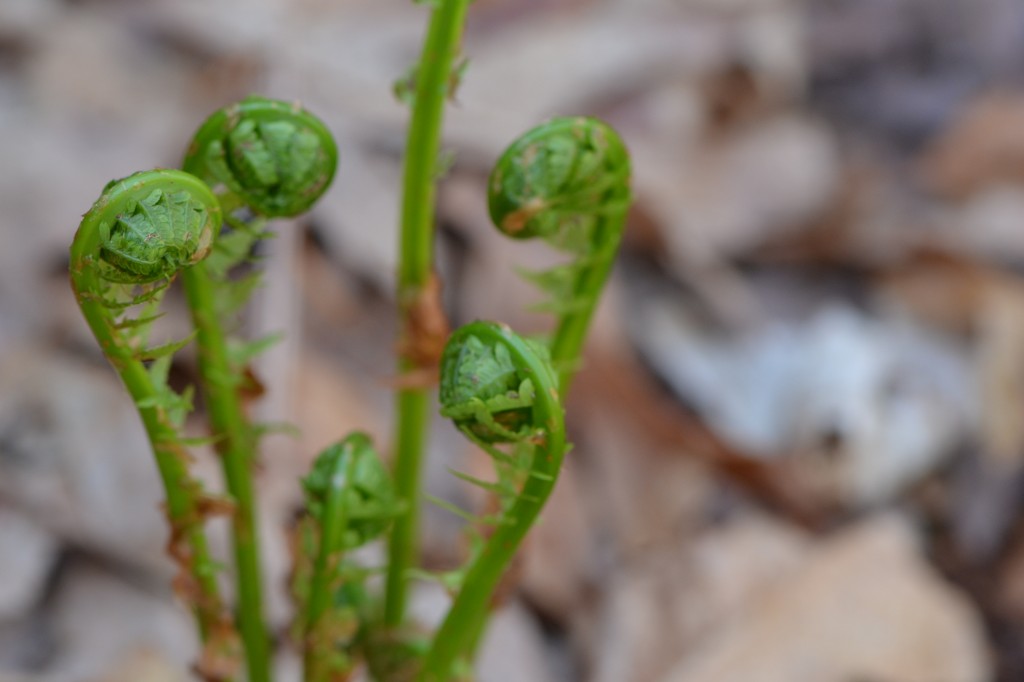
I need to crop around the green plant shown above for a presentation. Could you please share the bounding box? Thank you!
[68,2,631,680]
[385,0,471,632]
[292,433,401,681]
[69,170,240,680]
[488,116,632,393]
[180,95,340,682]
[422,322,566,680]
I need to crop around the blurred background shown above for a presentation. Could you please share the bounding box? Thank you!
[2,0,1024,679]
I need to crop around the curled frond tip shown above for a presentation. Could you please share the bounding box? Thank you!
[487,117,630,242]
[73,169,222,284]
[184,96,339,218]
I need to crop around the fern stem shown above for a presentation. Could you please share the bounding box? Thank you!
[69,170,240,680]
[302,449,355,680]
[386,388,431,626]
[179,95,339,682]
[80,295,227,638]
[547,216,624,395]
[420,322,567,681]
[182,264,271,682]
[385,0,472,627]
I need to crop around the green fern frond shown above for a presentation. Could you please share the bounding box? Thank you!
[227,332,284,371]
[213,271,265,319]
[135,332,198,362]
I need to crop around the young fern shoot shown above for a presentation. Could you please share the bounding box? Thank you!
[180,96,339,682]
[184,96,338,219]
[69,170,241,681]
[68,34,632,682]
[291,433,401,682]
[488,117,632,393]
[420,321,567,681]
[415,118,631,680]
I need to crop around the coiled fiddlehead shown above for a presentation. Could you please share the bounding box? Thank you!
[488,117,631,393]
[180,97,339,682]
[93,178,217,283]
[419,321,566,681]
[292,433,401,682]
[184,96,338,218]
[440,331,552,444]
[69,170,240,681]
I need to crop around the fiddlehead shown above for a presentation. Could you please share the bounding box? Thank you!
[184,96,338,218]
[94,183,216,283]
[488,117,632,393]
[440,331,553,445]
[419,321,567,681]
[181,96,340,364]
[291,433,401,682]
[180,97,339,682]
[301,434,399,550]
[71,170,219,288]
[69,170,240,681]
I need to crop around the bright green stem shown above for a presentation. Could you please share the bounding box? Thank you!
[385,0,472,627]
[69,171,237,677]
[385,385,431,626]
[420,464,562,681]
[75,295,227,637]
[179,96,339,682]
[421,322,566,681]
[303,453,355,681]
[182,264,270,682]
[548,218,624,396]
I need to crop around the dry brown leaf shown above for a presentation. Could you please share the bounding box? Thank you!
[664,515,991,682]
[921,92,1024,199]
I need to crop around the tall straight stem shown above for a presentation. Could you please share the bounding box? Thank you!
[385,0,472,627]
[182,264,270,682]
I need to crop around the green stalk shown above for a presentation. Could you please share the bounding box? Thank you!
[419,450,562,681]
[76,295,226,636]
[385,387,430,626]
[385,0,472,627]
[179,95,339,682]
[303,453,355,681]
[69,170,239,680]
[547,218,624,396]
[420,322,567,681]
[182,264,270,682]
